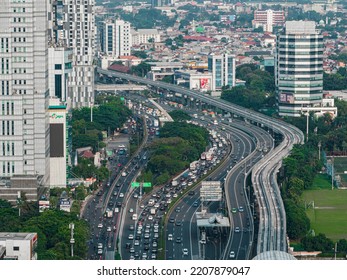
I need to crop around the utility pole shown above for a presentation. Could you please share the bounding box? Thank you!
[331,156,334,190]
[318,141,321,160]
[90,102,93,122]
[16,191,21,217]
[306,112,309,142]
[69,223,75,257]
[334,242,337,260]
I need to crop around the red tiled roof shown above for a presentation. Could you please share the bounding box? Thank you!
[119,55,140,60]
[108,64,130,73]
[183,36,215,42]
[81,150,94,159]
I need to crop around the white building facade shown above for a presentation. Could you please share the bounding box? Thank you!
[208,53,236,91]
[253,9,285,32]
[54,0,96,109]
[0,0,50,184]
[276,21,324,117]
[0,232,37,260]
[48,47,73,102]
[131,29,161,45]
[102,20,132,58]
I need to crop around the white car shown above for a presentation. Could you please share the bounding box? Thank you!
[168,234,173,241]
[129,208,134,213]
[107,226,112,232]
[119,193,124,198]
[128,234,134,240]
[182,248,189,256]
[148,215,153,220]
[134,240,140,246]
[122,172,127,177]
[229,251,235,258]
[97,249,103,255]
[98,223,103,228]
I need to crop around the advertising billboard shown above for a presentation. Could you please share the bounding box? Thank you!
[200,78,210,89]
[280,93,294,104]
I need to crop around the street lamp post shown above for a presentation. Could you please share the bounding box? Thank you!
[69,223,75,257]
[318,141,321,160]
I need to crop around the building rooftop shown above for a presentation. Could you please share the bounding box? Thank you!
[0,232,37,241]
[285,21,317,34]
[136,29,159,35]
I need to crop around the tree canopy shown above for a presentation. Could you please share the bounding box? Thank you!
[140,122,208,186]
[0,200,89,260]
[71,95,131,150]
[169,110,192,122]
[221,64,275,111]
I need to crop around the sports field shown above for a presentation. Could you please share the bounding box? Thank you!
[303,188,347,241]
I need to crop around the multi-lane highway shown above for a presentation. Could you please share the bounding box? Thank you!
[96,67,305,256]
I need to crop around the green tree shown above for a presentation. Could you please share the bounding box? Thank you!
[169,110,192,122]
[131,62,151,77]
[285,199,311,239]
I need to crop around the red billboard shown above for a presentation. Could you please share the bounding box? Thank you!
[200,78,209,89]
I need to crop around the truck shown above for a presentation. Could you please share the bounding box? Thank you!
[105,209,113,218]
[150,208,156,215]
[200,152,206,160]
[171,180,179,187]
[206,152,213,161]
[190,160,199,171]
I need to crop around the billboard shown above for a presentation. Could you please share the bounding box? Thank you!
[280,93,294,104]
[50,123,64,157]
[200,78,210,89]
[200,181,222,202]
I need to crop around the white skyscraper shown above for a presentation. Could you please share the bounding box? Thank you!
[102,19,132,58]
[0,0,50,183]
[56,0,96,109]
[276,21,324,117]
[208,53,236,91]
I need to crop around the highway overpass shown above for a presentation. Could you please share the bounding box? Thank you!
[96,67,305,256]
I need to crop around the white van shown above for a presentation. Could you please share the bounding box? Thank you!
[132,213,138,221]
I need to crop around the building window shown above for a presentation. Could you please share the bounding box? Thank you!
[55,64,62,70]
[13,246,19,251]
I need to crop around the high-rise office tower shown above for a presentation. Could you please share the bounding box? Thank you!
[54,0,95,109]
[208,53,236,91]
[101,20,132,58]
[276,21,324,117]
[0,0,50,183]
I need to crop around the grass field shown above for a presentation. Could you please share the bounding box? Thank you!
[303,188,347,241]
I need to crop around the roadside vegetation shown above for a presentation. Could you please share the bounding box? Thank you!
[70,95,131,183]
[221,64,276,112]
[0,199,89,259]
[280,99,347,255]
[71,95,131,151]
[139,121,209,187]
